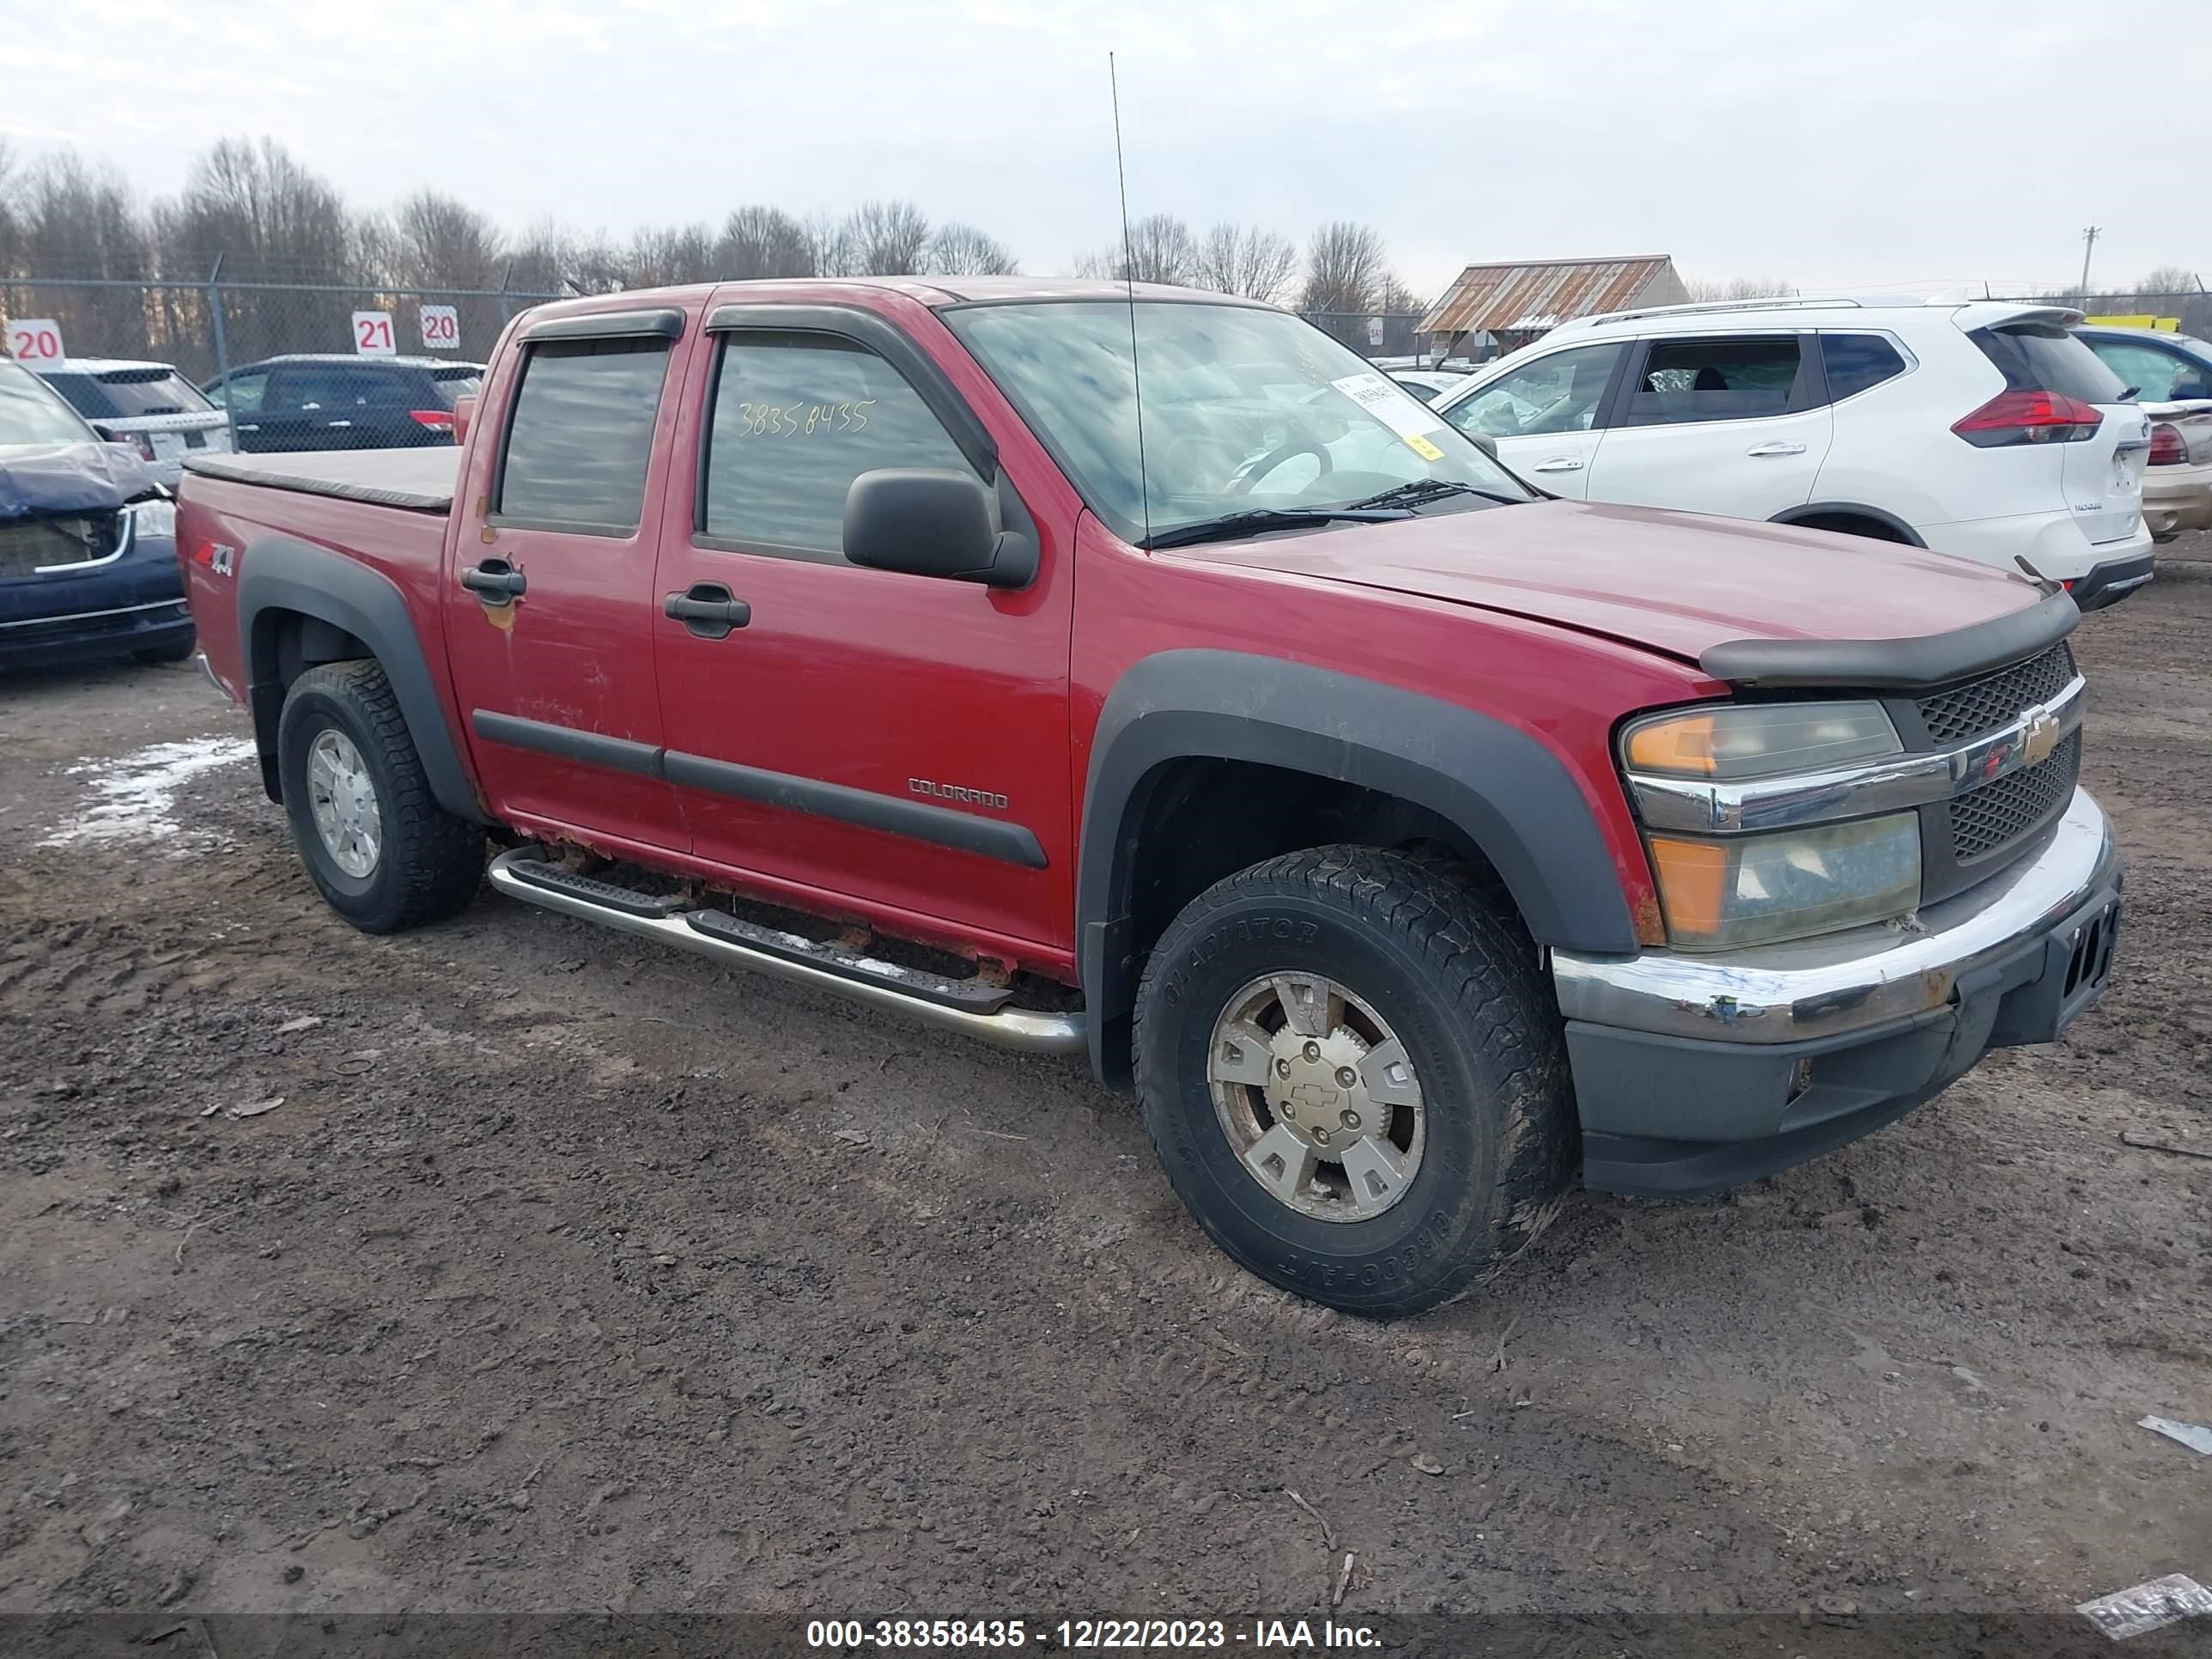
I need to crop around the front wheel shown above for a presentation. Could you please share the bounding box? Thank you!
[276,660,483,933]
[1133,846,1577,1317]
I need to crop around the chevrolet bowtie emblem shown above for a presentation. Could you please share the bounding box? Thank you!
[2020,705,2062,767]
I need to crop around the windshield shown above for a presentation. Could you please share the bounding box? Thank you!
[0,361,100,446]
[944,301,1534,544]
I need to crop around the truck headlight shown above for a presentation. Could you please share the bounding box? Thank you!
[1623,702,1902,778]
[1624,702,1918,950]
[1645,814,1921,950]
[130,498,177,540]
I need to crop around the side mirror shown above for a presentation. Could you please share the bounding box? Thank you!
[844,468,1032,588]
[453,394,477,443]
[1468,431,1498,459]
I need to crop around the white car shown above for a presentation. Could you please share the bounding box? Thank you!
[34,358,234,488]
[1386,368,1472,404]
[1428,297,2156,608]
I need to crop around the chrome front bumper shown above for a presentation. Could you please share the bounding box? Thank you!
[1553,787,2118,1045]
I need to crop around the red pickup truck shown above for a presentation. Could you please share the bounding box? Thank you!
[179,277,2122,1316]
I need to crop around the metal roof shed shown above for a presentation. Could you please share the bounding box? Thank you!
[1418,256,1689,356]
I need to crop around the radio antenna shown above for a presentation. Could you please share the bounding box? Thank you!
[1109,52,1152,549]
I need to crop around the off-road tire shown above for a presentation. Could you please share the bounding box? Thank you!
[277,660,483,934]
[1133,845,1577,1317]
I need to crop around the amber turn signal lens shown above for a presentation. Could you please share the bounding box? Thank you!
[1626,714,1718,775]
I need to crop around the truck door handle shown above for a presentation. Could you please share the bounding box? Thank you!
[665,583,750,639]
[460,560,527,603]
[1746,441,1806,457]
[1529,457,1584,472]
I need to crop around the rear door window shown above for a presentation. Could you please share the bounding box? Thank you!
[2082,338,2193,403]
[266,366,400,410]
[1971,325,2126,404]
[1623,336,1806,426]
[495,338,672,532]
[1820,334,1908,401]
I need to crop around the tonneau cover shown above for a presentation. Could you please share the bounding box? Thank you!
[181,447,459,514]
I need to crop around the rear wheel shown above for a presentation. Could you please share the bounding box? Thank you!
[1133,846,1577,1317]
[277,660,483,933]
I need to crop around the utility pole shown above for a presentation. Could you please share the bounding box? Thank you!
[2079,226,2100,296]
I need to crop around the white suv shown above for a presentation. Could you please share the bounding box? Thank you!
[1430,297,2155,609]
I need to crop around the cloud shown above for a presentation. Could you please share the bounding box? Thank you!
[15,0,2211,297]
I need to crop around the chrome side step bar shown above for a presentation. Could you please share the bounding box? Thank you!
[486,849,1086,1056]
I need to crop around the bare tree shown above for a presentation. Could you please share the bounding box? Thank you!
[927,222,1019,277]
[387,189,504,290]
[1299,222,1390,315]
[157,138,356,283]
[804,209,859,278]
[0,139,19,280]
[2137,265,2204,297]
[1193,223,1298,302]
[5,153,158,362]
[504,219,627,296]
[1681,276,1793,301]
[843,198,932,276]
[716,206,816,279]
[626,222,718,288]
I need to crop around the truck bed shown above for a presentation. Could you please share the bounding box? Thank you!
[182,447,459,514]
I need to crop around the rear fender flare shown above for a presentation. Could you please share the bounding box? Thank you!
[236,534,484,823]
[1077,650,1637,1083]
[1770,502,1927,546]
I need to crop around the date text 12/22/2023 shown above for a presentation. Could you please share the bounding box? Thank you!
[804,1618,1383,1650]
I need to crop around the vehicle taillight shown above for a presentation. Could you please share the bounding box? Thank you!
[409,409,456,433]
[1951,389,2104,447]
[2148,423,2186,465]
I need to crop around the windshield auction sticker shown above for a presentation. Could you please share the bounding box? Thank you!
[1330,370,1448,459]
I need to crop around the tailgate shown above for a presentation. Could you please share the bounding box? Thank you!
[2069,404,2152,545]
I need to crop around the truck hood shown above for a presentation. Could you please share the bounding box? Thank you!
[1170,500,2043,667]
[0,441,159,520]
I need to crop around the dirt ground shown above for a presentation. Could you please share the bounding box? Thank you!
[3,538,2208,1645]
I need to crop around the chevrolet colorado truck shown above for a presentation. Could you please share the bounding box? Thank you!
[178,278,2123,1316]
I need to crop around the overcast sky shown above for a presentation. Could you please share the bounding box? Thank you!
[14,0,2210,300]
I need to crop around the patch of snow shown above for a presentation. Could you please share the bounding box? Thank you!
[38,736,257,852]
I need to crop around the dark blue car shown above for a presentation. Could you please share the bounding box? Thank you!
[0,358,195,672]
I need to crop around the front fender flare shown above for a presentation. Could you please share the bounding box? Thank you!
[236,534,484,823]
[1077,650,1637,1082]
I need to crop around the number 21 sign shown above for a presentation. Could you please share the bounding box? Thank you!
[352,312,396,356]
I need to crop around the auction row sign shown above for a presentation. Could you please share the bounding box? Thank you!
[352,307,461,356]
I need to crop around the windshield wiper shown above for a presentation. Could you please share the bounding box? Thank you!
[1342,478,1521,511]
[1144,506,1413,550]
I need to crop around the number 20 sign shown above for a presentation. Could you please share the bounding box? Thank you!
[419,305,460,351]
[6,318,67,364]
[352,311,397,356]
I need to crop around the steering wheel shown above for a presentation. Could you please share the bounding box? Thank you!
[1234,439,1332,495]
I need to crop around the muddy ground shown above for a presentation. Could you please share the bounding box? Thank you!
[2,538,2207,1646]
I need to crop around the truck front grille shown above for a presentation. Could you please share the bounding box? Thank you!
[0,512,125,579]
[1949,731,2081,863]
[1915,641,2076,744]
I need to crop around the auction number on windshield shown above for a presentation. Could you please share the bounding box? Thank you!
[732,398,874,437]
